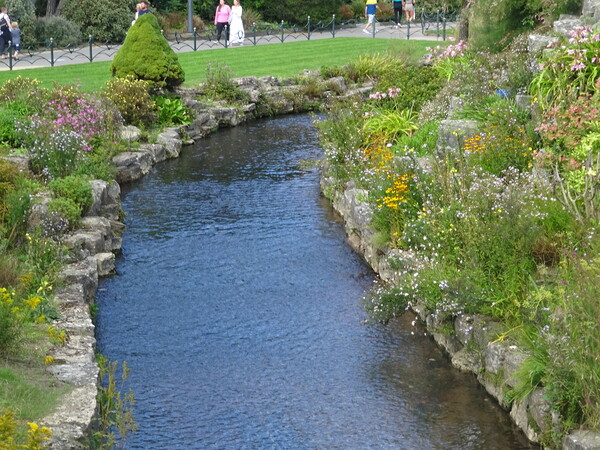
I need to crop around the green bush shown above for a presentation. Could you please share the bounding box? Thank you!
[0,77,42,103]
[111,13,185,91]
[200,62,248,104]
[3,180,33,245]
[48,176,93,214]
[47,197,82,231]
[103,76,156,126]
[62,0,132,43]
[0,101,31,147]
[0,288,23,356]
[30,16,83,48]
[4,0,35,43]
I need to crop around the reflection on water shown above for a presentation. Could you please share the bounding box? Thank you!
[95,115,535,449]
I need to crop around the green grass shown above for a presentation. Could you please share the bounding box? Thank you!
[0,38,436,92]
[0,364,70,420]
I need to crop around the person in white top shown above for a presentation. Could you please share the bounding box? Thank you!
[0,7,12,59]
[228,0,245,46]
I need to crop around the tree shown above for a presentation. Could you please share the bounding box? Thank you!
[5,0,35,37]
[62,0,133,42]
[110,13,185,90]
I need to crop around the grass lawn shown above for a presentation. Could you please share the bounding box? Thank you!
[0,38,437,92]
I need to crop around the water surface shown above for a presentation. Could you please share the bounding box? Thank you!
[96,114,535,449]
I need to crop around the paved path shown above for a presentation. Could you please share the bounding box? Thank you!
[0,20,451,72]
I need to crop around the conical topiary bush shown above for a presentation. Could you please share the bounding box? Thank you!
[110,13,185,90]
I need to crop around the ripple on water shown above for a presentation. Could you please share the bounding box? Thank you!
[96,115,537,450]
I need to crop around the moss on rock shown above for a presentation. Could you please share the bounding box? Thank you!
[110,13,185,90]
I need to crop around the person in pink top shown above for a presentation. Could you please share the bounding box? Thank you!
[214,0,231,44]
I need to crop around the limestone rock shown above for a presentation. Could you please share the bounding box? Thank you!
[95,252,116,276]
[553,15,583,36]
[140,143,167,164]
[563,430,600,450]
[0,154,31,173]
[436,119,480,159]
[120,125,142,142]
[157,127,183,158]
[58,257,98,304]
[528,34,559,55]
[112,151,153,183]
[583,0,600,19]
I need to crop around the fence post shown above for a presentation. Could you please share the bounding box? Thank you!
[332,14,336,38]
[193,28,197,51]
[8,41,12,70]
[88,35,93,62]
[442,15,447,41]
[225,24,229,47]
[252,22,256,45]
[50,38,55,67]
[406,20,410,40]
[307,16,311,40]
[280,20,285,42]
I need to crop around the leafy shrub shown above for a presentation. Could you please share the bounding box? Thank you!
[242,8,262,28]
[14,83,122,180]
[349,0,365,19]
[294,75,326,98]
[0,105,22,147]
[48,176,93,214]
[376,2,393,21]
[4,0,35,42]
[0,77,42,103]
[0,409,53,448]
[0,288,23,355]
[154,96,192,126]
[62,0,131,43]
[23,127,90,180]
[531,26,600,110]
[47,197,82,230]
[160,11,187,30]
[394,120,439,157]
[363,108,418,143]
[30,16,83,47]
[0,159,18,212]
[320,65,347,80]
[103,76,156,126]
[338,4,354,20]
[425,39,468,80]
[111,13,185,90]
[3,179,33,245]
[544,251,600,433]
[200,62,249,104]
[348,53,399,83]
[316,100,366,183]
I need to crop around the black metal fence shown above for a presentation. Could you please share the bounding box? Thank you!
[0,11,457,71]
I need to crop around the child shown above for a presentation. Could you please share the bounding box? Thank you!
[10,21,19,59]
[363,0,380,34]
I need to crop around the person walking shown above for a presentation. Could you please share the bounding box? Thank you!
[404,0,415,22]
[132,3,142,25]
[229,0,244,46]
[138,1,153,16]
[363,0,379,35]
[393,0,402,27]
[10,21,19,60]
[214,0,231,44]
[0,7,12,59]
